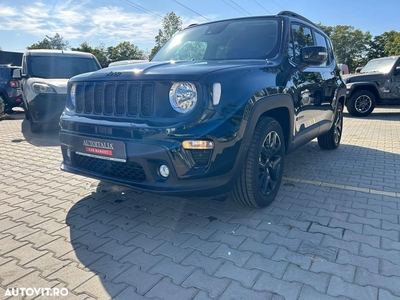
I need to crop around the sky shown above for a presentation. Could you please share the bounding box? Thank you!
[1,0,399,54]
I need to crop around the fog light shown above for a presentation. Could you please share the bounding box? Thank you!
[66,147,71,158]
[159,165,170,178]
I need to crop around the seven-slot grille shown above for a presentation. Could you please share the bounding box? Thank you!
[75,82,154,117]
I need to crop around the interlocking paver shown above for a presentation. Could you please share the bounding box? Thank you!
[207,230,246,248]
[328,275,378,300]
[362,225,398,241]
[271,245,312,270]
[182,268,231,299]
[214,260,260,288]
[182,250,224,275]
[342,229,380,248]
[283,263,330,293]
[233,225,269,242]
[25,252,72,277]
[93,239,136,261]
[149,257,196,284]
[0,260,35,286]
[219,281,273,300]
[0,235,29,255]
[355,267,400,297]
[3,244,47,266]
[211,244,252,267]
[145,277,198,300]
[151,241,193,263]
[120,248,164,272]
[74,276,127,299]
[253,271,303,299]
[321,235,360,255]
[265,232,302,251]
[238,237,278,258]
[114,265,163,295]
[125,233,165,253]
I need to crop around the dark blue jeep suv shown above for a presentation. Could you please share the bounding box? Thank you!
[59,11,346,208]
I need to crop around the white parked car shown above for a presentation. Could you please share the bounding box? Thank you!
[13,50,101,133]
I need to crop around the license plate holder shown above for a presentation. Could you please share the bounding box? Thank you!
[73,136,126,162]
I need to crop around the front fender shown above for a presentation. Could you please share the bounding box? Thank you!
[346,81,380,97]
[240,92,294,154]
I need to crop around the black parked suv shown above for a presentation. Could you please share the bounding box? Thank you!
[0,65,23,114]
[343,56,400,116]
[60,11,346,208]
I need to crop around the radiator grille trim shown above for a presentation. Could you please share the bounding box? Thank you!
[75,81,154,118]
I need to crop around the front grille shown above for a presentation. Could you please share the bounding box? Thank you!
[75,82,154,117]
[72,154,147,182]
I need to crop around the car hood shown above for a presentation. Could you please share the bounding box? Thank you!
[341,72,384,84]
[30,77,68,94]
[71,60,273,82]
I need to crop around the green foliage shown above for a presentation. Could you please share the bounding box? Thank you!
[71,42,109,67]
[317,24,371,72]
[367,31,399,59]
[109,41,146,62]
[28,33,70,50]
[150,12,182,60]
[384,32,400,56]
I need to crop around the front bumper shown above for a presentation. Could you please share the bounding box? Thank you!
[59,129,243,197]
[29,94,66,124]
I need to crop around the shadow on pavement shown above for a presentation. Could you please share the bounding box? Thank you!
[20,118,61,147]
[64,140,400,298]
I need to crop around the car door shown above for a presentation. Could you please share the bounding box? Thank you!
[288,23,324,147]
[389,58,400,100]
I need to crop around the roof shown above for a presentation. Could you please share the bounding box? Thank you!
[24,49,95,58]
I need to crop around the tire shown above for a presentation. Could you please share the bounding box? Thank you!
[29,117,42,133]
[347,90,375,117]
[23,102,30,120]
[232,117,285,208]
[0,95,5,116]
[318,102,343,150]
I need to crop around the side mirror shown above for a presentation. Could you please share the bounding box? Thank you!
[13,68,22,79]
[300,46,327,66]
[395,66,400,74]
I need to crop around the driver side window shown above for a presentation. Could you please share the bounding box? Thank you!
[289,24,314,64]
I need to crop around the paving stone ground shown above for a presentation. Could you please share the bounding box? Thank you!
[0,106,399,300]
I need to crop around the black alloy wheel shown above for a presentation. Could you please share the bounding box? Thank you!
[233,117,285,208]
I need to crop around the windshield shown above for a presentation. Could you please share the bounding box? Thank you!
[29,56,100,79]
[152,18,279,61]
[360,57,397,74]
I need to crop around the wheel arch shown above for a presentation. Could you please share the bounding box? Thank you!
[241,93,294,154]
[349,84,380,103]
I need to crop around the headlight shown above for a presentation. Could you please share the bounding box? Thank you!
[70,83,76,107]
[32,83,56,94]
[169,82,197,113]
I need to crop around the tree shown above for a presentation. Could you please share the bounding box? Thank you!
[318,25,371,72]
[109,41,145,62]
[28,33,70,50]
[384,32,400,56]
[149,12,182,59]
[367,31,399,60]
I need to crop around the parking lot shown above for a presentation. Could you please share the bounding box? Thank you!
[1,107,400,300]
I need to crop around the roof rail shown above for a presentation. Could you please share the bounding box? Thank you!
[278,11,317,26]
